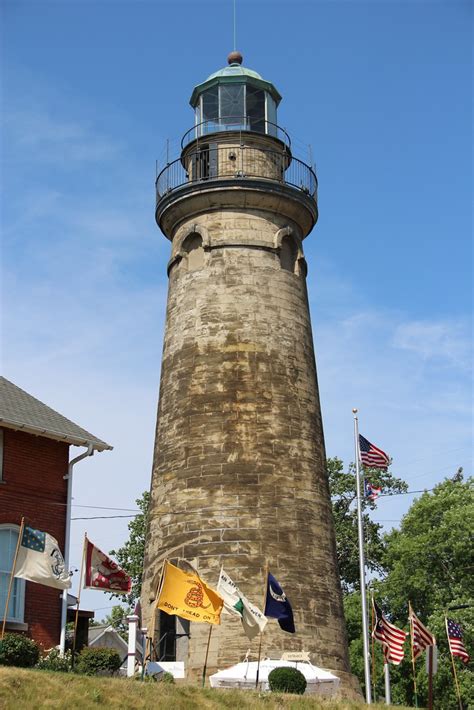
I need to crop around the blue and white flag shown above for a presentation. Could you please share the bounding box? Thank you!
[264,572,295,633]
[14,526,71,590]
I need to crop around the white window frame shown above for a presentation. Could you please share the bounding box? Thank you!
[0,524,26,623]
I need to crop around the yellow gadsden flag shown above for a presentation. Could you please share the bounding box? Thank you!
[157,560,224,625]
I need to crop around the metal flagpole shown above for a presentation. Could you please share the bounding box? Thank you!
[1,517,25,640]
[384,663,391,705]
[428,645,434,710]
[353,408,372,704]
[72,533,87,666]
[371,593,377,702]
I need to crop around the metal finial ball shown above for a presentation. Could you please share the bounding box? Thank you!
[228,50,243,65]
[352,408,358,414]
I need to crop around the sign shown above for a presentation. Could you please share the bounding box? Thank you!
[281,651,311,662]
[425,646,438,675]
[146,661,186,678]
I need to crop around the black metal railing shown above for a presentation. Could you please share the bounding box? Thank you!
[156,145,317,204]
[181,117,291,149]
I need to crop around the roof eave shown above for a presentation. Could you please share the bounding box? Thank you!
[0,418,113,452]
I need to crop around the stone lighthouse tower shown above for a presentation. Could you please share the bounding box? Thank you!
[142,52,354,691]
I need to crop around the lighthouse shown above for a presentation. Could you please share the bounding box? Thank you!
[142,52,355,692]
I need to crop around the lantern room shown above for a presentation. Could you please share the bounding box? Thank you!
[188,51,282,140]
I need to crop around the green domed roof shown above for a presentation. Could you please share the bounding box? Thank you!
[206,63,263,82]
[189,55,281,108]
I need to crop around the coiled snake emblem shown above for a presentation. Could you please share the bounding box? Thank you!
[185,580,210,609]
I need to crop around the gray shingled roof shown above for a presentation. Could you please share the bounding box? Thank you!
[0,377,112,451]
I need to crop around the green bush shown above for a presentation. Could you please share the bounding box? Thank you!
[37,648,72,672]
[160,671,175,684]
[74,647,122,676]
[0,633,40,668]
[268,666,307,695]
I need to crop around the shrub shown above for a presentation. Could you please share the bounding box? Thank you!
[268,666,307,695]
[37,648,72,672]
[74,647,122,676]
[0,633,40,668]
[160,671,175,684]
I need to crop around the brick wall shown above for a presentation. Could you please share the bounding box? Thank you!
[0,427,69,650]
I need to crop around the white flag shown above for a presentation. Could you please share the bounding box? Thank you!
[14,526,71,590]
[217,568,267,641]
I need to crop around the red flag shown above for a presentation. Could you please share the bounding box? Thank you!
[83,538,131,593]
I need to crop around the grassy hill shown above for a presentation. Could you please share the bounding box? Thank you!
[0,667,408,709]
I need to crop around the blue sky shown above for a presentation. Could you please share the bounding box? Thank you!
[1,1,472,617]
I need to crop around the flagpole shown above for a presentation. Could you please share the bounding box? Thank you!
[445,616,463,710]
[353,408,372,705]
[384,663,391,706]
[255,559,268,690]
[72,533,87,663]
[428,646,434,710]
[408,602,418,707]
[201,624,213,687]
[1,517,25,640]
[148,559,166,665]
[371,593,376,702]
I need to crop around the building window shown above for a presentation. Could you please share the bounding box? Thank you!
[280,235,298,273]
[0,525,25,623]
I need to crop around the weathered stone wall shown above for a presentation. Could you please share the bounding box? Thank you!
[142,204,352,684]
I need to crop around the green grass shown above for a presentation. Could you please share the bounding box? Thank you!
[0,667,408,709]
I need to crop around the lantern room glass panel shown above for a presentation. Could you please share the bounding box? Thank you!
[266,95,277,136]
[201,86,219,135]
[219,84,245,128]
[246,86,265,134]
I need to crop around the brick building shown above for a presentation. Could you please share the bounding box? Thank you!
[0,377,111,650]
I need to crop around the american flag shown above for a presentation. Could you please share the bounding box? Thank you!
[372,599,408,665]
[446,618,470,664]
[409,606,436,659]
[359,435,390,470]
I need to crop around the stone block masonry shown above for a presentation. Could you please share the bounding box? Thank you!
[142,199,355,689]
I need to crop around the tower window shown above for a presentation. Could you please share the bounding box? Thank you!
[280,236,298,273]
[182,233,204,271]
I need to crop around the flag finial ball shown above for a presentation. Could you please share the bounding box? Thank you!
[352,408,358,414]
[228,50,243,65]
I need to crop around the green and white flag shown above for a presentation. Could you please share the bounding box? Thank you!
[217,567,267,640]
[14,526,71,590]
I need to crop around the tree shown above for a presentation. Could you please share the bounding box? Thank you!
[340,473,473,709]
[328,457,407,592]
[109,491,150,606]
[378,474,474,709]
[103,605,132,640]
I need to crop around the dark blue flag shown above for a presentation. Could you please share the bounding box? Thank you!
[264,572,295,633]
